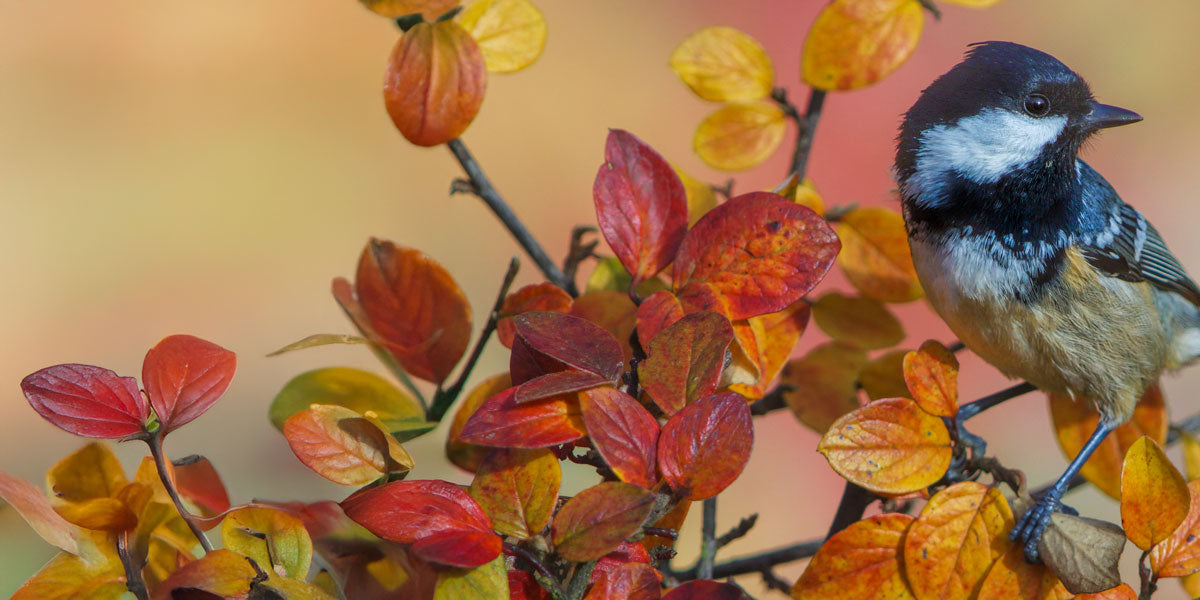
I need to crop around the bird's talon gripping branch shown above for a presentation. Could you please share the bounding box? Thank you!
[1012,488,1063,563]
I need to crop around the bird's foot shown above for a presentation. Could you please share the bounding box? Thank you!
[1010,489,1064,563]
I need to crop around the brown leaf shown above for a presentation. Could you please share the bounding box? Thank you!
[1036,512,1124,594]
[781,342,868,433]
[468,448,560,539]
[859,350,910,401]
[552,482,656,562]
[811,292,904,349]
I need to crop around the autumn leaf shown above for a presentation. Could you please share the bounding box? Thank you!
[584,562,662,600]
[341,479,501,568]
[384,20,487,146]
[802,0,925,91]
[728,299,811,400]
[818,397,952,494]
[580,387,660,488]
[468,448,560,539]
[792,513,915,599]
[433,555,509,600]
[940,0,1003,6]
[360,0,457,20]
[903,482,1013,600]
[0,472,79,555]
[141,334,237,434]
[21,364,149,439]
[1182,431,1200,480]
[903,340,959,417]
[643,500,690,550]
[976,544,1070,600]
[693,101,787,171]
[510,570,553,600]
[674,165,719,226]
[46,442,138,532]
[836,206,923,302]
[636,290,685,349]
[639,311,734,415]
[811,291,904,349]
[674,192,840,320]
[590,541,652,584]
[662,580,750,599]
[447,373,512,472]
[587,257,636,295]
[267,333,368,356]
[657,393,753,501]
[552,481,656,562]
[859,349,910,401]
[1121,435,1190,551]
[1036,512,1124,594]
[669,26,773,102]
[1050,384,1167,499]
[283,404,414,486]
[781,341,868,433]
[459,387,586,448]
[1150,481,1200,579]
[513,311,626,382]
[594,129,689,286]
[220,507,313,579]
[570,291,638,363]
[457,0,546,73]
[497,282,574,348]
[1074,584,1138,600]
[269,367,429,440]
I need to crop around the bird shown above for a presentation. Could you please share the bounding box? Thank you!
[894,41,1200,562]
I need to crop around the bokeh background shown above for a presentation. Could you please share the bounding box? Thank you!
[4,0,1200,596]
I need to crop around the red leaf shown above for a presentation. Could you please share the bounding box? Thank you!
[142,335,236,433]
[384,20,487,146]
[510,335,569,386]
[498,283,574,348]
[591,541,652,584]
[509,570,552,600]
[593,129,688,285]
[460,387,586,448]
[580,388,660,488]
[515,371,613,404]
[21,364,149,438]
[552,482,656,562]
[662,580,750,599]
[340,479,501,568]
[174,457,231,516]
[672,192,839,320]
[636,290,684,348]
[570,291,638,363]
[657,392,753,501]
[639,311,734,415]
[584,563,662,600]
[514,312,625,381]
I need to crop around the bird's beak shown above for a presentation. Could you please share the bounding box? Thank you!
[1083,100,1143,130]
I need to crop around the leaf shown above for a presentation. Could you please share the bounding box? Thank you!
[674,192,840,320]
[976,544,1071,600]
[636,290,684,349]
[46,442,138,532]
[642,500,690,551]
[447,373,512,472]
[172,457,231,517]
[674,165,718,227]
[514,311,626,381]
[457,0,546,73]
[385,20,486,146]
[551,481,656,562]
[468,448,560,539]
[781,342,868,433]
[593,129,689,286]
[1182,430,1200,480]
[1050,384,1167,500]
[433,555,509,600]
[459,386,586,448]
[811,292,904,349]
[835,206,923,302]
[669,26,773,102]
[580,387,660,488]
[802,0,925,91]
[570,291,639,363]
[727,299,811,399]
[269,367,426,432]
[266,333,368,356]
[859,349,910,401]
[1121,435,1190,551]
[639,311,734,415]
[0,472,79,555]
[12,535,127,600]
[1073,584,1137,600]
[498,283,574,348]
[587,257,636,295]
[693,101,787,171]
[341,479,501,568]
[1036,512,1125,594]
[352,239,473,383]
[359,0,457,20]
[1152,480,1200,579]
[903,482,1014,600]
[903,340,959,417]
[21,364,149,439]
[515,370,613,403]
[583,563,662,600]
[142,334,237,434]
[150,549,257,600]
[590,541,652,584]
[283,404,415,486]
[661,580,749,599]
[940,0,1003,6]
[220,507,313,579]
[657,392,753,501]
[791,513,915,599]
[510,570,553,600]
[818,397,952,494]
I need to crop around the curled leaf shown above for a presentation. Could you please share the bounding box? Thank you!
[266,333,367,357]
[384,20,487,146]
[818,397,951,494]
[728,300,811,399]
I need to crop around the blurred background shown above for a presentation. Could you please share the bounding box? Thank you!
[3,0,1200,596]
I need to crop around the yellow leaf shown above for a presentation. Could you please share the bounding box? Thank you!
[674,165,719,227]
[12,530,125,600]
[221,507,314,579]
[153,548,258,599]
[670,26,773,102]
[359,0,457,20]
[1182,431,1200,481]
[794,178,825,216]
[433,555,508,599]
[811,291,904,349]
[693,101,786,171]
[802,0,925,91]
[458,0,546,73]
[904,482,1013,600]
[1121,436,1190,551]
[818,397,952,494]
[836,206,923,302]
[792,513,916,599]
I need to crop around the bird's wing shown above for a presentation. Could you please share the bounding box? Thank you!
[1077,165,1200,307]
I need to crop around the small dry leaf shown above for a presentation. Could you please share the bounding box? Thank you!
[859,350,910,401]
[781,342,868,434]
[1036,512,1124,594]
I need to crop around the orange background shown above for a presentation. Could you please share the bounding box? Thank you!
[3,0,1200,596]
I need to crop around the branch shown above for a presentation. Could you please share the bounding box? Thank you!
[825,482,876,540]
[146,433,213,553]
[773,88,827,181]
[671,538,823,581]
[749,384,790,416]
[561,226,596,297]
[697,497,718,579]
[116,532,150,600]
[506,543,566,600]
[446,138,571,290]
[716,514,758,549]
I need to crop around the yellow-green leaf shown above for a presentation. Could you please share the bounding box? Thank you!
[674,165,719,227]
[693,101,786,171]
[458,0,547,73]
[670,26,773,102]
[269,367,426,433]
[220,507,314,579]
[433,555,508,599]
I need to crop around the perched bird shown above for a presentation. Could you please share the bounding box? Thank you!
[895,41,1200,561]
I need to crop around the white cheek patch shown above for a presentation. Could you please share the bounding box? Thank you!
[904,109,1068,207]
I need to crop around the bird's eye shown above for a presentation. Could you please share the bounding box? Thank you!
[1023,93,1050,117]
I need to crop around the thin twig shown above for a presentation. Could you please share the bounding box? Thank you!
[446,138,570,290]
[749,384,791,416]
[428,256,520,421]
[761,569,792,594]
[116,532,150,600]
[716,514,758,549]
[825,482,875,540]
[147,432,213,553]
[671,538,823,581]
[561,226,597,297]
[507,543,566,600]
[698,497,718,579]
[643,527,678,540]
[778,88,827,181]
[566,560,596,600]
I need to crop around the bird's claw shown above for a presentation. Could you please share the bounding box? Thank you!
[1010,492,1062,563]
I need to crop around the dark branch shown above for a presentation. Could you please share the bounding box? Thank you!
[671,538,823,581]
[116,533,150,600]
[560,226,596,297]
[825,482,876,540]
[698,497,718,579]
[761,569,793,594]
[749,384,791,416]
[716,514,758,549]
[643,527,678,540]
[506,543,565,600]
[147,433,213,553]
[773,88,827,181]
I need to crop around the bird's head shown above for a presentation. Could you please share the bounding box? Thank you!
[895,41,1141,208]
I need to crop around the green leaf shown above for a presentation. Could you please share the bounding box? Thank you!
[269,368,425,432]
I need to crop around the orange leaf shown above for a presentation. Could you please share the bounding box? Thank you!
[639,311,734,415]
[46,442,139,532]
[940,0,1003,6]
[580,387,660,489]
[781,342,868,433]
[669,26,773,102]
[835,206,923,302]
[818,397,952,494]
[1121,435,1190,551]
[1150,480,1200,579]
[976,544,1071,600]
[792,513,915,599]
[1074,584,1138,600]
[728,299,811,399]
[802,0,925,91]
[662,580,750,599]
[859,349,910,401]
[903,482,1014,600]
[359,0,457,20]
[0,472,79,555]
[642,500,690,551]
[1050,384,1167,500]
[552,482,656,562]
[448,374,512,472]
[693,101,787,171]
[384,20,487,146]
[459,387,586,448]
[811,291,904,349]
[151,549,258,600]
[468,447,560,539]
[584,562,662,600]
[456,0,547,73]
[636,289,684,349]
[283,404,414,486]
[903,340,959,417]
[657,393,753,501]
[497,283,573,348]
